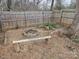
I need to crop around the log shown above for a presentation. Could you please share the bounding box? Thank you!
[13,36,51,44]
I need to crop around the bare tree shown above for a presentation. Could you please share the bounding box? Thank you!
[69,0,76,9]
[70,0,79,37]
[71,0,79,36]
[63,0,79,39]
[7,0,12,11]
[50,0,54,10]
[55,0,62,10]
[76,0,79,12]
[0,0,1,3]
[36,0,42,5]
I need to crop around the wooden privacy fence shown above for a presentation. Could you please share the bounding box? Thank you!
[53,9,76,25]
[0,11,53,31]
[0,9,76,31]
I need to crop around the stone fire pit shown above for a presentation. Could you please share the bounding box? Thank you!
[23,28,40,38]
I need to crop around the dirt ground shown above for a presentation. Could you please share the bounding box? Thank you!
[5,27,49,43]
[0,29,79,59]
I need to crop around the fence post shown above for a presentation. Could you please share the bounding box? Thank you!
[24,12,27,27]
[15,14,18,29]
[60,10,63,24]
[0,20,2,32]
[42,11,44,25]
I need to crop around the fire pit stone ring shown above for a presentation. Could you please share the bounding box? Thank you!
[22,28,39,38]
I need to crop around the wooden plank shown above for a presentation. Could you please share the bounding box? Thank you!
[13,36,51,44]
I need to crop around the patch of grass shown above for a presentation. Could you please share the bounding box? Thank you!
[72,39,79,43]
[43,23,62,30]
[71,36,79,43]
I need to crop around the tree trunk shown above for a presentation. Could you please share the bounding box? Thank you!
[76,0,79,12]
[71,0,79,36]
[50,0,54,11]
[7,0,12,11]
[64,0,79,39]
[55,0,62,10]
